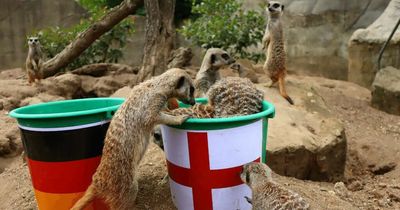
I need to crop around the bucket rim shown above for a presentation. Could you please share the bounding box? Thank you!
[9,97,125,119]
[182,98,275,124]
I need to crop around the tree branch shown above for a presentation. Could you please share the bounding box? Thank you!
[42,0,143,78]
[70,63,139,77]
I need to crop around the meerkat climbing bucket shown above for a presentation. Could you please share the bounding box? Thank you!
[9,98,125,210]
[161,98,275,210]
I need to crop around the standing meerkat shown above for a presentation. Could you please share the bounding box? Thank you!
[263,1,294,105]
[194,48,236,97]
[71,68,195,210]
[241,162,310,210]
[25,36,43,84]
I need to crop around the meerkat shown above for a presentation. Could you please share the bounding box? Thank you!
[70,68,195,210]
[194,48,236,97]
[207,77,264,117]
[263,1,294,105]
[230,63,259,83]
[153,77,263,151]
[164,77,263,118]
[241,162,310,210]
[25,36,43,84]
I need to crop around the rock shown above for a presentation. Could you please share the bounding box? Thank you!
[167,47,193,69]
[348,0,400,88]
[347,180,364,191]
[262,77,347,181]
[334,182,349,199]
[40,73,82,99]
[93,74,136,97]
[111,86,132,98]
[368,161,397,175]
[19,93,65,107]
[371,67,400,115]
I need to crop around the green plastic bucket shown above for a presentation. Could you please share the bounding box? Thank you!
[161,98,275,210]
[9,97,125,210]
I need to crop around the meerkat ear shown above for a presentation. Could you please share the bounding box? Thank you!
[281,5,284,11]
[211,54,216,64]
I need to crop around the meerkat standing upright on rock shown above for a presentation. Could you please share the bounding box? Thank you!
[71,68,195,210]
[194,48,236,97]
[25,37,43,84]
[241,162,310,210]
[263,1,294,105]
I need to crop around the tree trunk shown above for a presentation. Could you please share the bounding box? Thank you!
[137,0,176,82]
[42,0,143,78]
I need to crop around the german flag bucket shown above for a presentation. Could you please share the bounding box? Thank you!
[161,98,275,210]
[9,98,125,210]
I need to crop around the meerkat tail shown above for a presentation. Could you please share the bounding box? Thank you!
[278,76,294,105]
[70,184,97,210]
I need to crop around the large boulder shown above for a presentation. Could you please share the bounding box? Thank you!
[259,77,346,181]
[371,66,400,115]
[348,0,400,88]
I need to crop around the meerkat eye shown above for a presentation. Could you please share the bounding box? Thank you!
[267,3,270,7]
[221,53,230,60]
[273,3,280,8]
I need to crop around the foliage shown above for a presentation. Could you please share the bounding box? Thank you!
[179,0,266,62]
[31,0,134,70]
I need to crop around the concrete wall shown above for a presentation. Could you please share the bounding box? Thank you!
[0,0,85,69]
[244,0,390,80]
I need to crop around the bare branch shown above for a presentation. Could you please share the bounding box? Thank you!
[42,0,143,78]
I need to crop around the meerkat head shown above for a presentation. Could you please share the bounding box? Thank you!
[165,68,196,105]
[241,162,273,186]
[266,1,284,18]
[205,48,236,69]
[230,63,244,74]
[27,36,40,47]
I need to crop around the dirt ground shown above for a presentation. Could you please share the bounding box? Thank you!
[0,69,399,210]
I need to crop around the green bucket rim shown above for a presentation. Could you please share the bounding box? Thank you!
[9,97,125,119]
[181,98,275,124]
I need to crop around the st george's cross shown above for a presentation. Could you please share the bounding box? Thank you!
[161,119,264,210]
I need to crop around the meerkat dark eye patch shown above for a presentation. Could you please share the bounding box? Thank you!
[176,76,186,89]
[272,3,280,8]
[211,54,216,64]
[245,171,250,183]
[267,3,270,7]
[221,53,230,60]
[190,86,195,95]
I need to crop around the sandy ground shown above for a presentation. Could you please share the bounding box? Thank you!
[0,69,399,209]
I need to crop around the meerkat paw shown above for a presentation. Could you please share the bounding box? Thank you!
[158,112,189,125]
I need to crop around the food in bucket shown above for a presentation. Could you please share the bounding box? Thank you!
[165,77,264,118]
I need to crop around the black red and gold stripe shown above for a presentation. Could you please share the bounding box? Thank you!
[19,122,110,210]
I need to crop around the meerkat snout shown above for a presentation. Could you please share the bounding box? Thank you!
[175,74,196,105]
[267,1,284,13]
[28,37,39,46]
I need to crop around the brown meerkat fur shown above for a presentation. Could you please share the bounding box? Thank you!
[165,77,263,118]
[263,1,294,105]
[194,48,236,97]
[241,162,310,210]
[207,77,264,117]
[70,68,195,210]
[25,37,43,84]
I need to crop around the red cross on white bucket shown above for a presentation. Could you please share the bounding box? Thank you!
[161,119,264,210]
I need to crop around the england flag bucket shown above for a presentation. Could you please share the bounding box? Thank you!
[161,98,275,210]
